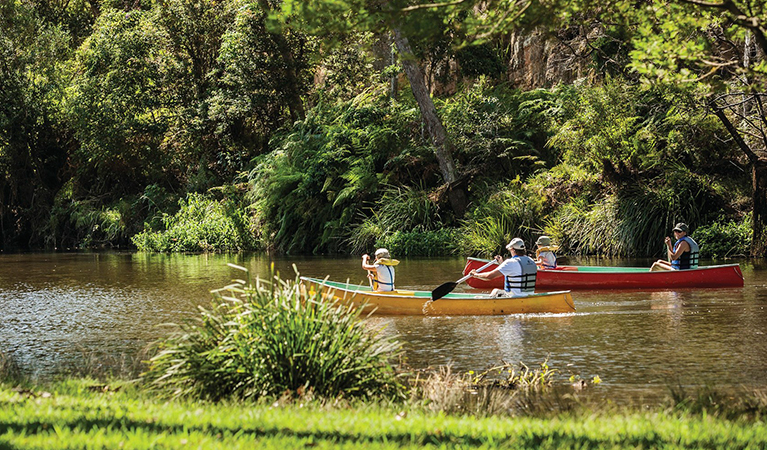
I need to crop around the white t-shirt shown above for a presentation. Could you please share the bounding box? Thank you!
[538,251,557,269]
[372,264,395,291]
[496,255,537,296]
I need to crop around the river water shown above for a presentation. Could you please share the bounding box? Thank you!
[1,252,765,403]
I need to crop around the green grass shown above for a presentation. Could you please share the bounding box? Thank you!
[1,380,767,449]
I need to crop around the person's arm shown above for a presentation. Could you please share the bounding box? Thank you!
[361,254,377,271]
[470,268,503,281]
[668,240,690,261]
[469,256,503,281]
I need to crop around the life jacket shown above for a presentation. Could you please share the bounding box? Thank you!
[371,259,398,291]
[503,255,537,294]
[671,236,699,270]
[536,246,559,269]
[535,245,559,255]
[377,258,399,266]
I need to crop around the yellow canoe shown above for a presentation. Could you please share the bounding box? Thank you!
[300,277,576,316]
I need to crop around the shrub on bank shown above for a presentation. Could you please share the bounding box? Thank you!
[142,267,404,400]
[347,184,449,254]
[376,229,460,256]
[131,193,257,252]
[542,171,727,257]
[694,215,752,258]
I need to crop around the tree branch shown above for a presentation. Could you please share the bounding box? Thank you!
[678,0,767,54]
[710,96,760,162]
[754,93,767,130]
[400,0,466,12]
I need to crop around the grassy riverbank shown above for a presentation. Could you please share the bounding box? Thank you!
[1,379,766,450]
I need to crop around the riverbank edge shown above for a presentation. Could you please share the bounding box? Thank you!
[1,380,766,449]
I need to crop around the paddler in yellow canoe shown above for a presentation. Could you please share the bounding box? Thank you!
[361,248,399,291]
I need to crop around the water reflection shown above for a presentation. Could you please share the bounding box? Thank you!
[1,252,766,403]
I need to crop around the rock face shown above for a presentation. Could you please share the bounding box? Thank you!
[417,26,600,96]
[505,28,597,90]
[372,26,601,96]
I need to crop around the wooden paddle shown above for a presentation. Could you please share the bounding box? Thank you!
[431,260,496,301]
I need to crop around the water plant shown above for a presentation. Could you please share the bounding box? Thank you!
[0,350,23,384]
[468,360,558,390]
[141,266,404,400]
[409,360,563,417]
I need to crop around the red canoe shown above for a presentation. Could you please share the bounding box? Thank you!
[462,257,745,290]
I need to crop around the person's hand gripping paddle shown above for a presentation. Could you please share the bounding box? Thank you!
[431,260,496,301]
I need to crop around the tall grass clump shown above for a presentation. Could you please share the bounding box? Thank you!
[132,192,256,252]
[142,266,404,401]
[457,181,545,256]
[347,184,453,255]
[667,384,767,421]
[545,172,726,257]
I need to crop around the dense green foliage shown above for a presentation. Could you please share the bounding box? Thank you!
[535,82,742,257]
[132,193,256,252]
[695,216,753,259]
[142,267,403,400]
[252,82,565,255]
[248,99,410,254]
[0,0,760,258]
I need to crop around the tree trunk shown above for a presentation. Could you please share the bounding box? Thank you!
[752,159,767,257]
[392,27,467,217]
[710,97,766,257]
[257,0,306,122]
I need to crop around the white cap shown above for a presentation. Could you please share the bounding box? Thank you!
[506,238,525,250]
[374,248,390,258]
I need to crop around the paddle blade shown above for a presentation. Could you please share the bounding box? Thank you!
[431,282,457,301]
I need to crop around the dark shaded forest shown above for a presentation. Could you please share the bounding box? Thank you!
[1,0,765,258]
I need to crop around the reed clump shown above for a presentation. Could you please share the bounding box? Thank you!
[668,383,767,421]
[0,350,23,384]
[141,266,404,401]
[409,360,567,417]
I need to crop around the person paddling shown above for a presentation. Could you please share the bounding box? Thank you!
[469,238,537,297]
[362,248,399,291]
[650,223,700,271]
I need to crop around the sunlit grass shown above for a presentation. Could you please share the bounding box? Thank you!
[1,379,766,450]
